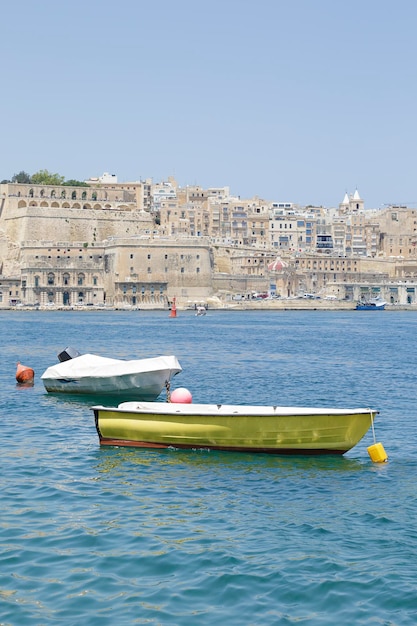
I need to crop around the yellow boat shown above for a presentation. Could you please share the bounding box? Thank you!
[92,401,378,455]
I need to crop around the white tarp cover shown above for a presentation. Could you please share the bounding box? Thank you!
[41,354,182,381]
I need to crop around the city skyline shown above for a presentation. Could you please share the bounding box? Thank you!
[2,0,417,209]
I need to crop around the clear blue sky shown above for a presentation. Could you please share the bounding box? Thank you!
[2,0,417,208]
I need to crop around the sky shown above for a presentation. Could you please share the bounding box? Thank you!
[2,0,417,208]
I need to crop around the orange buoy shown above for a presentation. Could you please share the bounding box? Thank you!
[16,361,35,384]
[169,297,177,318]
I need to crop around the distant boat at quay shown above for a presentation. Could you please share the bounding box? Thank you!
[356,297,386,311]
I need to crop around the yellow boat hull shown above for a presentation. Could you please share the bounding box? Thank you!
[93,402,377,455]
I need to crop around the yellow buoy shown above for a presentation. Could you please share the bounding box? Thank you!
[367,442,388,463]
[367,411,388,463]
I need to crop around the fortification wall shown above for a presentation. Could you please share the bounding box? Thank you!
[2,207,154,246]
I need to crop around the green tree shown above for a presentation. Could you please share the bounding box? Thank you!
[11,171,31,183]
[31,169,65,185]
[63,179,89,187]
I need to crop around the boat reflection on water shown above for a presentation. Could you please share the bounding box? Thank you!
[92,444,369,479]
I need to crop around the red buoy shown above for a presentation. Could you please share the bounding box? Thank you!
[16,362,35,384]
[169,297,177,318]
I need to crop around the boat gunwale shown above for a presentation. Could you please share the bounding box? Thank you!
[92,402,378,419]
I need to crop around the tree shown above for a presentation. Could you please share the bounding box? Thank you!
[11,171,31,184]
[31,169,65,185]
[63,179,89,187]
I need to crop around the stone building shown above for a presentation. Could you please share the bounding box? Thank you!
[0,182,214,308]
[375,206,417,258]
[104,237,213,307]
[2,178,417,308]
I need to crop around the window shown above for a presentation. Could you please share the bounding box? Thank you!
[47,273,55,286]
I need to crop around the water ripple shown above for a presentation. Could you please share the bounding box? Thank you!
[2,311,417,624]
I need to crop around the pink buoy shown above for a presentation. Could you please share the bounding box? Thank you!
[170,387,192,403]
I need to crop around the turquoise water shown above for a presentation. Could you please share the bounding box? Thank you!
[1,309,417,625]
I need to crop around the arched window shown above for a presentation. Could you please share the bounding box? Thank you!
[82,191,87,200]
[51,190,56,198]
[34,276,39,287]
[61,190,66,199]
[77,273,85,286]
[29,189,34,197]
[47,272,55,285]
[40,189,45,197]
[71,191,77,200]
[92,192,97,201]
[63,273,70,286]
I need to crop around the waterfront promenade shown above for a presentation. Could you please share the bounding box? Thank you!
[6,299,417,311]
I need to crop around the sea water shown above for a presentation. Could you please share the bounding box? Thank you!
[1,309,417,625]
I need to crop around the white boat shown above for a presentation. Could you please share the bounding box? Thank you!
[195,306,207,316]
[41,353,182,400]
